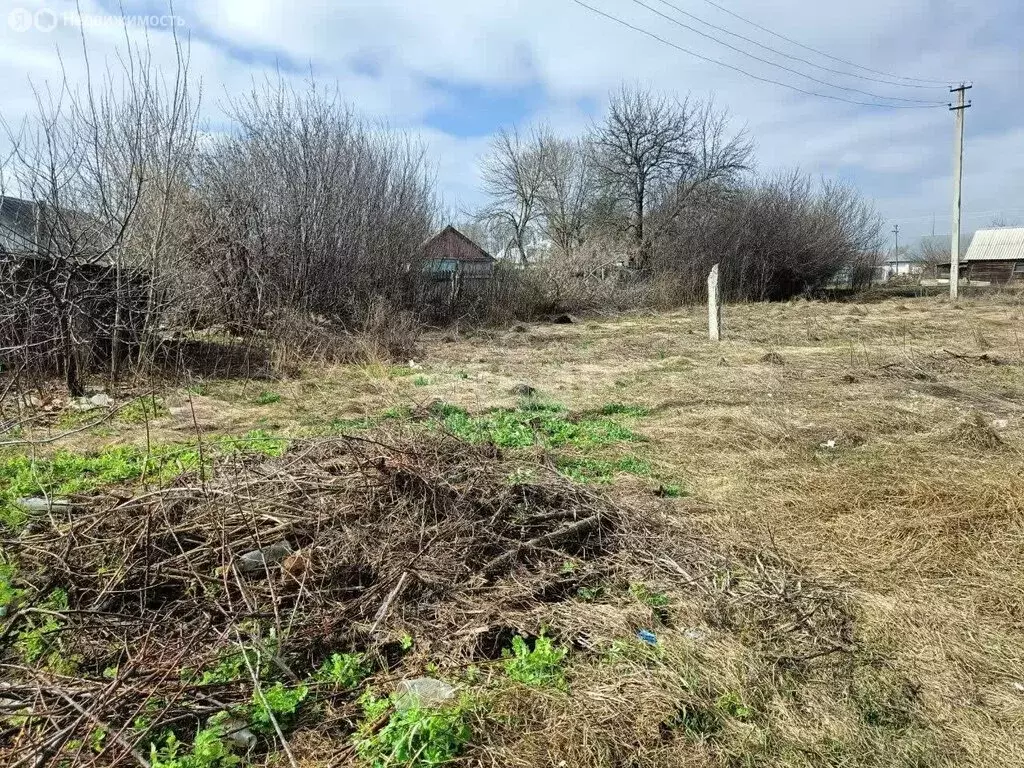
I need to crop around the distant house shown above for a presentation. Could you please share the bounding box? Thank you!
[0,195,147,377]
[937,227,1024,284]
[875,256,924,282]
[419,225,496,279]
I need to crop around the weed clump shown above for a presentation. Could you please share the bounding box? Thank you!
[355,698,472,768]
[503,634,568,689]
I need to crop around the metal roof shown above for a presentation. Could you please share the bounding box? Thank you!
[963,227,1024,262]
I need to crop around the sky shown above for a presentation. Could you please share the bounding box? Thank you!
[0,0,1021,245]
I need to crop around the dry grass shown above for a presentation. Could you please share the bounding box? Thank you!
[2,294,1023,766]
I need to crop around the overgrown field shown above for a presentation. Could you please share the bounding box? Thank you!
[1,294,1022,767]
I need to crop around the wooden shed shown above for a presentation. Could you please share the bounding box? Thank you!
[938,227,1024,284]
[419,225,496,279]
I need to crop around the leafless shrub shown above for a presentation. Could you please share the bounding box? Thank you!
[188,79,436,333]
[653,171,884,301]
[0,28,198,394]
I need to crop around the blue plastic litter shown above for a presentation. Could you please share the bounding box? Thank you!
[637,629,657,645]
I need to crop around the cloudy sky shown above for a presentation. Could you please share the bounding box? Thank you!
[1,0,1021,243]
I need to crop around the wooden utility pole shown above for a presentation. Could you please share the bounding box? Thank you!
[949,83,972,300]
[708,263,721,341]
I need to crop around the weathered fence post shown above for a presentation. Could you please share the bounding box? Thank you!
[707,263,721,341]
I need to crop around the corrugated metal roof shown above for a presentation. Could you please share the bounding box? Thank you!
[964,228,1024,262]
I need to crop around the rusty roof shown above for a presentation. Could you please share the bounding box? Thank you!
[419,225,495,263]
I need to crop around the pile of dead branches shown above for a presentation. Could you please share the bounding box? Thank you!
[0,432,625,765]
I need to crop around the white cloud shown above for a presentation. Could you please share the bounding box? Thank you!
[0,0,1020,239]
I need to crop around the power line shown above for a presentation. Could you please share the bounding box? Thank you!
[648,0,948,90]
[693,0,952,86]
[569,0,949,109]
[629,0,946,104]
[896,207,1024,223]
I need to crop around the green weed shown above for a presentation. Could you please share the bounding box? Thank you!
[357,689,391,722]
[716,691,752,720]
[503,634,567,689]
[315,652,369,688]
[254,391,281,405]
[16,589,69,668]
[669,703,722,737]
[630,583,670,608]
[249,682,308,733]
[412,376,429,387]
[150,727,240,768]
[655,484,686,498]
[0,557,23,613]
[576,585,605,602]
[355,701,472,768]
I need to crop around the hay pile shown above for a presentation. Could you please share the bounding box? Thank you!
[0,431,921,767]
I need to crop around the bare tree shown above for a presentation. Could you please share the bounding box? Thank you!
[590,86,750,269]
[535,129,594,257]
[478,127,545,265]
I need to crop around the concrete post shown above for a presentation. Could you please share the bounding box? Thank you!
[708,263,721,341]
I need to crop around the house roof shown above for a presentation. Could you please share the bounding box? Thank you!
[419,225,495,263]
[963,228,1024,262]
[0,195,39,254]
[0,195,116,267]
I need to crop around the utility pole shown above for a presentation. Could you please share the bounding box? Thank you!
[949,83,972,300]
[892,224,899,279]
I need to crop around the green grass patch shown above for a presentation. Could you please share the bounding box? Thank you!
[555,454,652,483]
[215,430,288,457]
[56,409,100,429]
[412,376,429,387]
[655,483,687,498]
[0,556,24,613]
[432,402,641,449]
[0,429,295,530]
[254,391,281,405]
[118,397,169,424]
